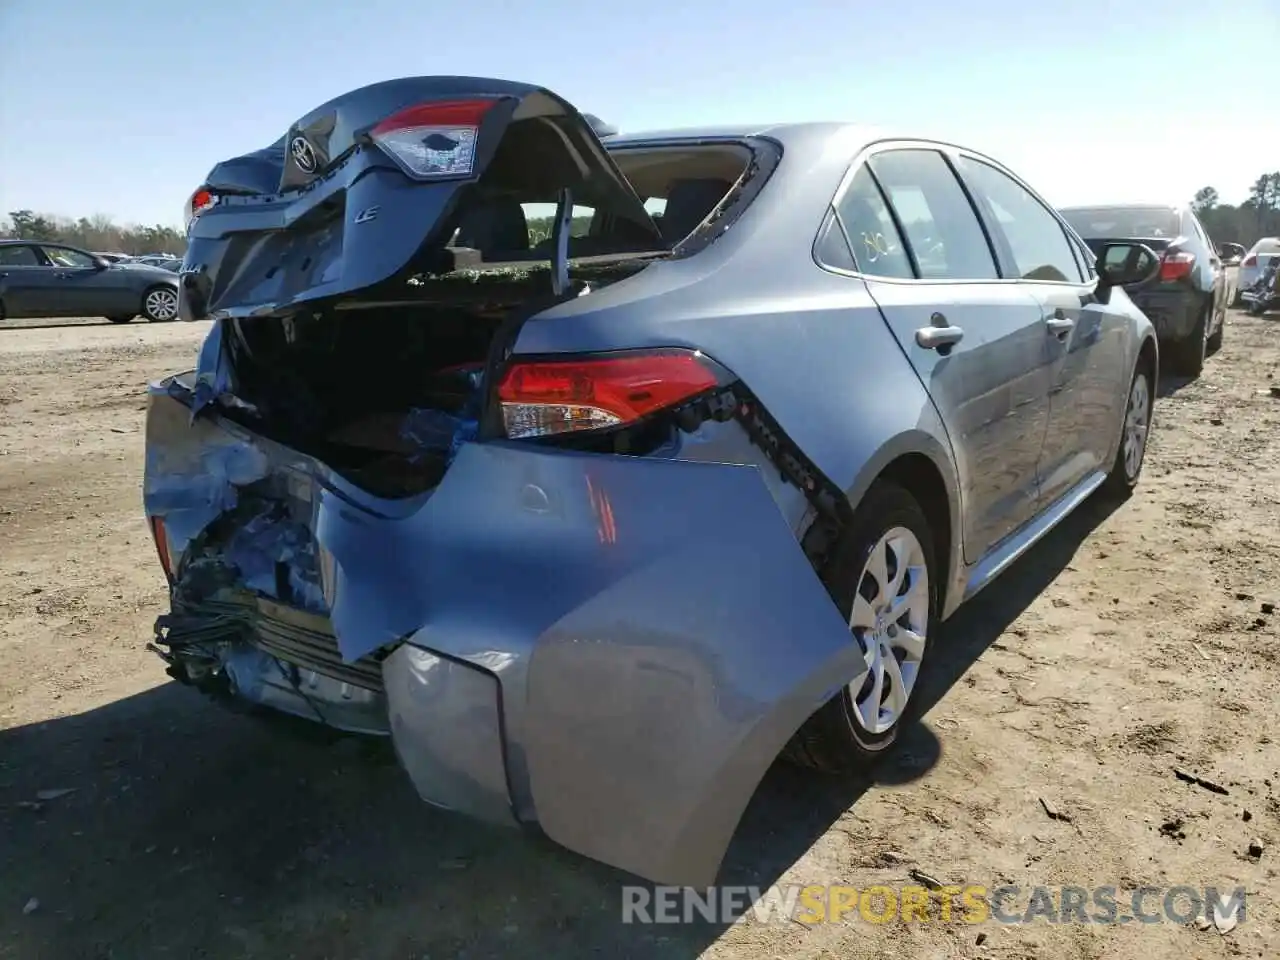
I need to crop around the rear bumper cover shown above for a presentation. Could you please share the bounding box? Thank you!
[1130,287,1201,341]
[144,382,862,887]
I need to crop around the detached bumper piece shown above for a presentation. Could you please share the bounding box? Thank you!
[151,595,389,735]
[151,596,519,824]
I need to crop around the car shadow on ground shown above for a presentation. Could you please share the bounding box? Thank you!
[1157,373,1198,399]
[0,496,1121,960]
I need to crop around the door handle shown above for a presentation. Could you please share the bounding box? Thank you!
[1046,315,1075,338]
[915,324,965,351]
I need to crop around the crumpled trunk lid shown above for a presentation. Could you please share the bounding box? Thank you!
[180,76,664,322]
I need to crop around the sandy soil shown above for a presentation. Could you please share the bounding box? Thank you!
[1,311,1278,960]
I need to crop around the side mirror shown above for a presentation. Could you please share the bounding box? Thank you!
[93,257,112,270]
[1096,241,1160,288]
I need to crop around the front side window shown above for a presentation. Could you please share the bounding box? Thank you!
[868,149,998,280]
[957,156,1082,283]
[41,246,96,269]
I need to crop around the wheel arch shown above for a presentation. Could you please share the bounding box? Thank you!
[824,429,965,620]
[1137,331,1158,385]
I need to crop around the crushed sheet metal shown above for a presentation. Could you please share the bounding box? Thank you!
[318,441,863,885]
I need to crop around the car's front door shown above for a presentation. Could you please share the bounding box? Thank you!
[0,244,57,317]
[832,146,1052,562]
[953,154,1124,505]
[37,245,137,317]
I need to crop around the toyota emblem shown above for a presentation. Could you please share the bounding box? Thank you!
[290,136,317,174]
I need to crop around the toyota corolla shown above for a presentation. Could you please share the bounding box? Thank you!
[145,76,1161,888]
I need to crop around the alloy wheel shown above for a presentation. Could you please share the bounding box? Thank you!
[1123,372,1151,480]
[145,288,178,321]
[847,527,929,735]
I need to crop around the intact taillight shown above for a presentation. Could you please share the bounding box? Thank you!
[497,350,722,439]
[1242,254,1258,268]
[149,516,174,582]
[183,186,217,233]
[1159,250,1195,281]
[369,99,499,180]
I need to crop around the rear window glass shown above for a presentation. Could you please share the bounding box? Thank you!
[1059,207,1180,239]
[611,143,750,244]
[442,143,751,262]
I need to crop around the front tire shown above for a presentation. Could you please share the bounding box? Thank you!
[1102,361,1152,499]
[106,315,134,324]
[784,481,939,772]
[141,286,179,322]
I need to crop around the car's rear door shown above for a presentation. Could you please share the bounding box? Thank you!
[830,145,1051,562]
[952,153,1124,505]
[0,244,55,317]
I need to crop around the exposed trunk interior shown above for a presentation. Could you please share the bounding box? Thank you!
[213,141,756,498]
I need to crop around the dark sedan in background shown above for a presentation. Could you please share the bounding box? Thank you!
[0,240,180,323]
[1059,204,1226,377]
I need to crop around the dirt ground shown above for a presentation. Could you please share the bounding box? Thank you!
[1,310,1278,960]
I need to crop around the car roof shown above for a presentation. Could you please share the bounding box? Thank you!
[604,121,890,147]
[1058,202,1184,212]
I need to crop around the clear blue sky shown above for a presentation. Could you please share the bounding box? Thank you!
[2,0,1277,228]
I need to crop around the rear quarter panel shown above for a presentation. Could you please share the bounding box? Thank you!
[514,127,964,602]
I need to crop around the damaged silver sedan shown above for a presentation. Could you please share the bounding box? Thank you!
[146,76,1161,887]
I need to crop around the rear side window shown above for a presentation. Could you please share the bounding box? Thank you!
[0,245,40,266]
[835,166,914,279]
[868,150,998,280]
[956,156,1082,283]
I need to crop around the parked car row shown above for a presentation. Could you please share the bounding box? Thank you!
[0,240,180,322]
[1056,203,1228,377]
[1238,236,1280,308]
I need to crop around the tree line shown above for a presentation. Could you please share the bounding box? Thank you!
[1192,173,1280,247]
[1,210,186,257]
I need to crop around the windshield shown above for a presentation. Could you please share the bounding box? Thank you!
[1060,206,1180,239]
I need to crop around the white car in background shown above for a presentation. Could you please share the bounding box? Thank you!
[1238,237,1280,306]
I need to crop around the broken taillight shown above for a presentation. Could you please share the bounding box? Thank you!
[183,186,217,233]
[1242,254,1258,268]
[497,350,722,440]
[148,516,174,583]
[369,99,499,180]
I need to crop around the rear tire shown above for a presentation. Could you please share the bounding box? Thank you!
[1101,360,1152,499]
[1169,303,1208,377]
[783,481,939,773]
[1206,309,1224,354]
[106,315,134,324]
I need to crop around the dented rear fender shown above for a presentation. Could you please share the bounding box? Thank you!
[144,387,865,887]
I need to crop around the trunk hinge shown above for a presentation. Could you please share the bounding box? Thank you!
[550,186,572,297]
